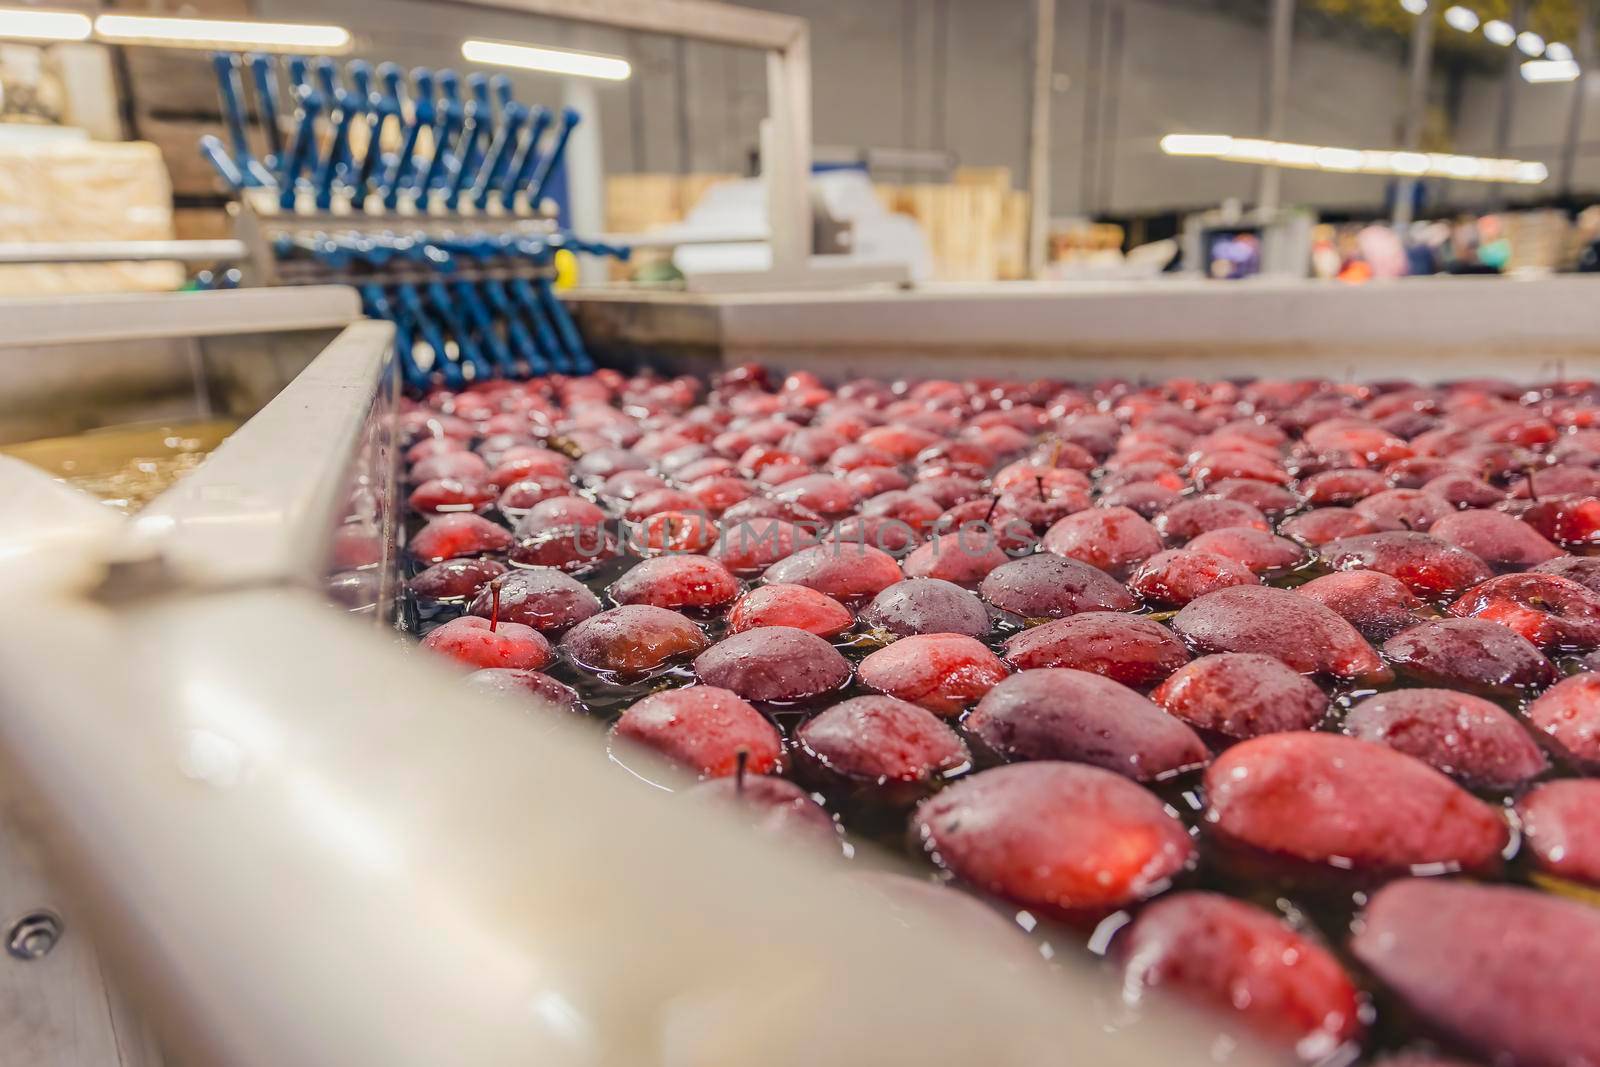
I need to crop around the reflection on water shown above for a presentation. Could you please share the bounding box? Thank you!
[1,419,239,513]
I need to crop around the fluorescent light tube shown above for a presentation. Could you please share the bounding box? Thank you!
[1522,59,1581,82]
[1483,19,1516,46]
[93,14,351,53]
[461,39,631,81]
[0,7,91,42]
[1160,133,1549,184]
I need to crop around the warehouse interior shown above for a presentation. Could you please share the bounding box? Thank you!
[9,0,1600,286]
[245,0,1600,212]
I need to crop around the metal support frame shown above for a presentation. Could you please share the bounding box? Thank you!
[561,78,607,283]
[1257,0,1295,213]
[455,0,802,50]
[1027,0,1056,279]
[1559,0,1596,195]
[570,275,1600,382]
[0,286,361,347]
[460,0,903,290]
[764,26,812,273]
[1080,0,1103,217]
[1393,4,1435,229]
[1489,0,1529,210]
[1097,1,1126,218]
[0,240,246,265]
[1,2,896,291]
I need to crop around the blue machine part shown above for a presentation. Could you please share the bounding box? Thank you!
[201,51,628,390]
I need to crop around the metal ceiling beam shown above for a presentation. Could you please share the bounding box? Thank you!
[448,0,855,283]
[1489,0,1530,209]
[1257,0,1295,212]
[452,0,804,50]
[1559,0,1596,194]
[1027,0,1057,278]
[1393,3,1435,228]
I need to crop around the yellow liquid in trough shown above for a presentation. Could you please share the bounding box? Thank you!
[1,418,240,513]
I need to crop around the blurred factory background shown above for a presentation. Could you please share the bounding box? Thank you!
[243,0,1600,213]
[2,0,1598,285]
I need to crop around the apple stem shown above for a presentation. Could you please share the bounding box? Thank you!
[1035,474,1046,502]
[734,749,748,795]
[1525,465,1540,502]
[985,493,1002,523]
[489,578,502,632]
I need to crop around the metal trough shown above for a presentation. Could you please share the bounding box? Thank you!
[0,286,1257,1067]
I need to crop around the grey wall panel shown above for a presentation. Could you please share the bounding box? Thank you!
[1107,0,1264,212]
[1454,73,1600,200]
[248,0,1589,214]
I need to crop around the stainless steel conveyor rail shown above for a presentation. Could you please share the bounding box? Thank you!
[0,240,249,265]
[571,273,1600,382]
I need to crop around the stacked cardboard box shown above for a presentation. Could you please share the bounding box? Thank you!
[0,139,183,295]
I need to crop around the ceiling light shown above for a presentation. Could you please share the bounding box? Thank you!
[461,39,631,81]
[1391,151,1431,174]
[1224,138,1277,163]
[0,6,91,42]
[1522,58,1581,82]
[1271,142,1318,166]
[1159,133,1235,156]
[1400,0,1428,14]
[1545,42,1574,62]
[1443,6,1480,31]
[1483,19,1516,46]
[1517,31,1546,56]
[1159,133,1549,184]
[92,14,351,52]
[1436,154,1485,179]
[1313,146,1365,171]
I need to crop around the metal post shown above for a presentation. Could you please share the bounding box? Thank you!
[673,36,691,173]
[764,27,813,271]
[1027,0,1057,278]
[1258,0,1295,213]
[625,32,647,171]
[1489,0,1528,210]
[1394,4,1435,228]
[1097,1,1126,217]
[561,79,606,284]
[1559,0,1596,195]
[1080,0,1104,216]
[463,0,904,290]
[902,0,920,151]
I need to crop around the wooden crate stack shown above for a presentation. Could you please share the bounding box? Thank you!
[1502,210,1574,273]
[604,172,738,235]
[604,172,737,279]
[605,168,1031,282]
[876,167,1030,282]
[0,140,183,295]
